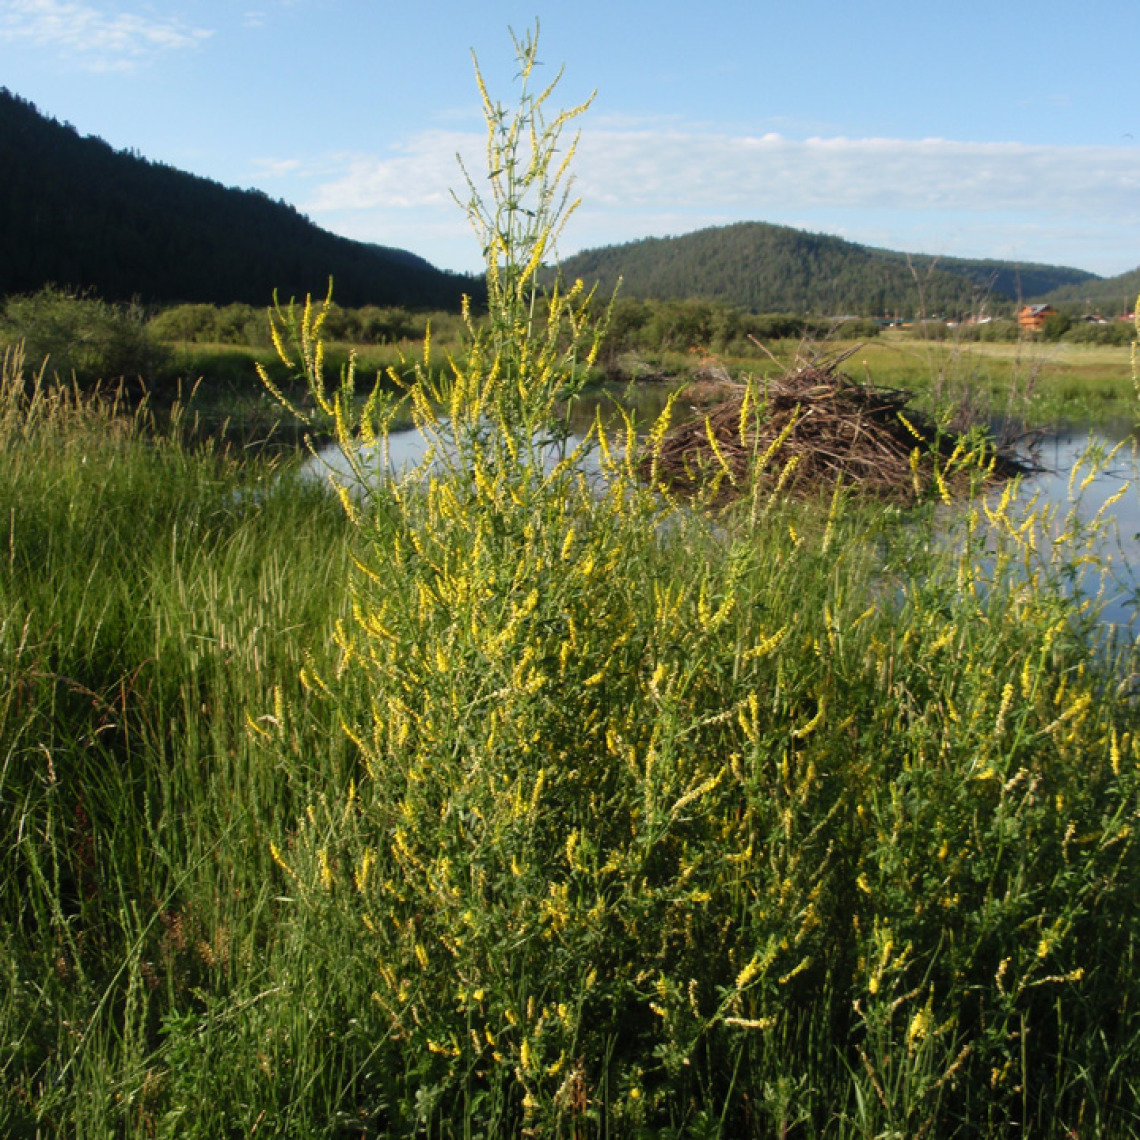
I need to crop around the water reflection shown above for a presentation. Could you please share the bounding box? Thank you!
[301,382,684,485]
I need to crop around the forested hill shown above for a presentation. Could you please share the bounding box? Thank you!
[1039,267,1140,314]
[554,222,1100,316]
[0,88,480,309]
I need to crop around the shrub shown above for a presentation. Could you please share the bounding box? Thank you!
[3,285,168,382]
[252,27,1140,1139]
[1040,311,1072,342]
[147,302,222,342]
[1063,319,1134,347]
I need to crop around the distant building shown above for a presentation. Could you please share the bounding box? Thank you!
[1018,304,1056,331]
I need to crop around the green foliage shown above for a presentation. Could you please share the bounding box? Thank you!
[1040,265,1140,312]
[915,315,1135,348]
[0,87,480,308]
[555,222,1091,319]
[596,298,877,363]
[1063,319,1135,346]
[1041,311,1073,342]
[149,300,467,349]
[912,319,1022,343]
[249,28,1140,1139]
[146,301,228,343]
[2,285,168,382]
[0,342,359,1136]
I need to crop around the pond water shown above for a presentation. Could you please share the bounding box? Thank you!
[301,386,1140,637]
[301,383,681,484]
[1015,420,1140,632]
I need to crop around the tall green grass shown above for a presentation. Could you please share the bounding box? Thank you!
[0,344,360,1136]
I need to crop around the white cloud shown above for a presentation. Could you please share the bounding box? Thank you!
[290,124,1140,276]
[249,156,306,177]
[573,132,1140,222]
[306,131,481,212]
[0,0,212,71]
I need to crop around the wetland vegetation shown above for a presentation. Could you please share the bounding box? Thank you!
[5,29,1140,1140]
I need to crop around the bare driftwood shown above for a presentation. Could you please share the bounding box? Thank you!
[642,354,1030,504]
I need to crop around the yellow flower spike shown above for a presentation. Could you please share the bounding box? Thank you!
[616,404,638,478]
[354,849,374,893]
[269,842,296,881]
[528,768,546,813]
[898,412,924,441]
[268,316,290,367]
[255,360,308,423]
[312,284,331,338]
[670,769,725,818]
[735,954,762,990]
[244,711,271,740]
[697,581,714,629]
[933,464,952,506]
[792,701,825,739]
[333,480,360,526]
[778,957,811,985]
[902,446,921,497]
[738,385,752,448]
[1091,483,1130,528]
[994,682,1014,739]
[906,1002,934,1050]
[724,1015,777,1031]
[519,231,548,287]
[705,417,735,482]
[1020,655,1035,699]
[766,454,801,508]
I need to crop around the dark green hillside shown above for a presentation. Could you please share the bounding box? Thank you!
[884,252,1096,303]
[556,221,1099,317]
[0,88,481,309]
[1040,265,1140,314]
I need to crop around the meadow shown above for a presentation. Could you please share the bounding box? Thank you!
[5,31,1140,1139]
[144,331,1139,448]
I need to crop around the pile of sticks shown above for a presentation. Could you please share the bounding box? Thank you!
[642,358,1028,504]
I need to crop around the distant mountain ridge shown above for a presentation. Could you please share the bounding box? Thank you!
[6,85,1132,321]
[0,88,480,309]
[1037,267,1140,313]
[554,222,1110,317]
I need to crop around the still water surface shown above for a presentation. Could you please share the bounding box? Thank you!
[1017,421,1140,631]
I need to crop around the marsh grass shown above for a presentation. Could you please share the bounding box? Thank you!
[0,343,362,1136]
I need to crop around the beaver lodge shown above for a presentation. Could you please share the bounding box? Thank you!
[642,354,1031,505]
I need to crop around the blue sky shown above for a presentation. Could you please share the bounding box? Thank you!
[3,0,1139,279]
